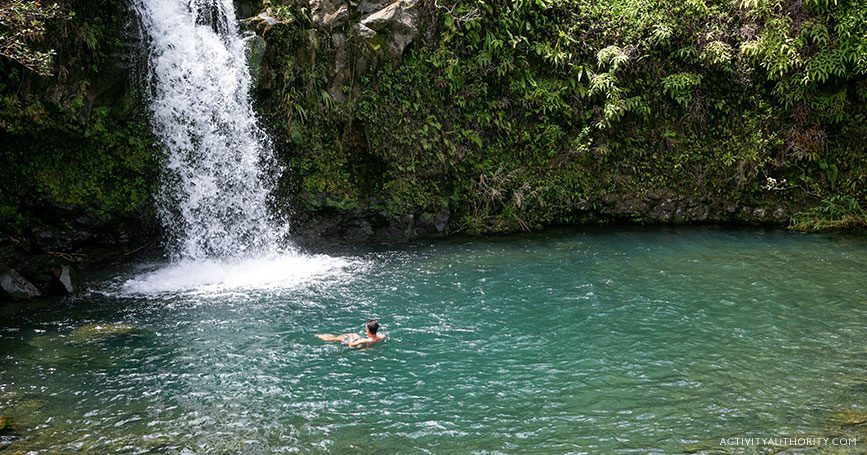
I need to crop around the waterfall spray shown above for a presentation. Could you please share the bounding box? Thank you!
[121,0,357,295]
[134,0,284,259]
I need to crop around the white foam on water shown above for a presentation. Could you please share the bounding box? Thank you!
[119,253,361,297]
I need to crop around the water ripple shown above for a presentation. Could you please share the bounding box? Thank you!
[0,228,865,452]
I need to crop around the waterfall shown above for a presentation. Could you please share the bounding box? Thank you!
[134,0,284,259]
[120,0,357,296]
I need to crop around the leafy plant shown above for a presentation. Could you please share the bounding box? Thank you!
[791,195,867,231]
[0,0,68,75]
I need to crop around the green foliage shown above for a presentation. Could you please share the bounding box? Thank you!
[661,73,702,107]
[739,0,867,117]
[0,0,158,232]
[255,0,866,234]
[791,195,867,231]
[597,46,629,72]
[3,0,860,241]
[0,0,68,76]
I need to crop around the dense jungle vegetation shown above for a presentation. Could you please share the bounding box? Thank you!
[1,0,865,256]
[260,0,867,234]
[0,0,157,238]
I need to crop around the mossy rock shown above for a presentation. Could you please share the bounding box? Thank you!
[26,334,77,363]
[1,398,46,431]
[0,415,11,431]
[11,398,45,415]
[68,323,137,341]
[0,390,20,402]
[835,409,867,427]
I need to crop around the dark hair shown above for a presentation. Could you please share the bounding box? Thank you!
[366,319,380,334]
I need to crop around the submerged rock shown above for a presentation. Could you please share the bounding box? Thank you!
[69,323,137,341]
[0,270,42,301]
[4,398,45,430]
[836,409,867,427]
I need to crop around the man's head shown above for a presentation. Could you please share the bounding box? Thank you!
[366,319,380,335]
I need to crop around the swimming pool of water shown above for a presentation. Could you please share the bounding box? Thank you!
[1,227,865,452]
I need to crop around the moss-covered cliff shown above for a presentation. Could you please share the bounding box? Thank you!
[0,0,158,292]
[252,0,866,244]
[1,0,866,295]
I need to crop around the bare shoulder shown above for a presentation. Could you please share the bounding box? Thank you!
[349,334,386,347]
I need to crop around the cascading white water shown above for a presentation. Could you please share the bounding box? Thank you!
[122,0,359,295]
[134,0,283,259]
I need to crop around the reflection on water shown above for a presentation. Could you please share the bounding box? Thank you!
[1,227,865,452]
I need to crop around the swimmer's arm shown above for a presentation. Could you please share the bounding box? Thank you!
[346,338,374,347]
[348,335,386,347]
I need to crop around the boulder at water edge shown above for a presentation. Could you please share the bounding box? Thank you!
[0,270,42,301]
[51,266,74,295]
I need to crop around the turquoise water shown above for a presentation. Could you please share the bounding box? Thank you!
[1,227,865,452]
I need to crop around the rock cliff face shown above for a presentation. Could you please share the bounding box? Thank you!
[253,0,429,102]
[286,192,794,249]
[0,206,157,301]
[245,0,816,248]
[312,0,423,101]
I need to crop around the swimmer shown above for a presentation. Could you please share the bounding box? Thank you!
[316,319,385,347]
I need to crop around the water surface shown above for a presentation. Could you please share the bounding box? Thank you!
[1,227,865,452]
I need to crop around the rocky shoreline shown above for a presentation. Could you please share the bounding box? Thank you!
[1,193,798,303]
[287,191,795,248]
[0,207,158,302]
